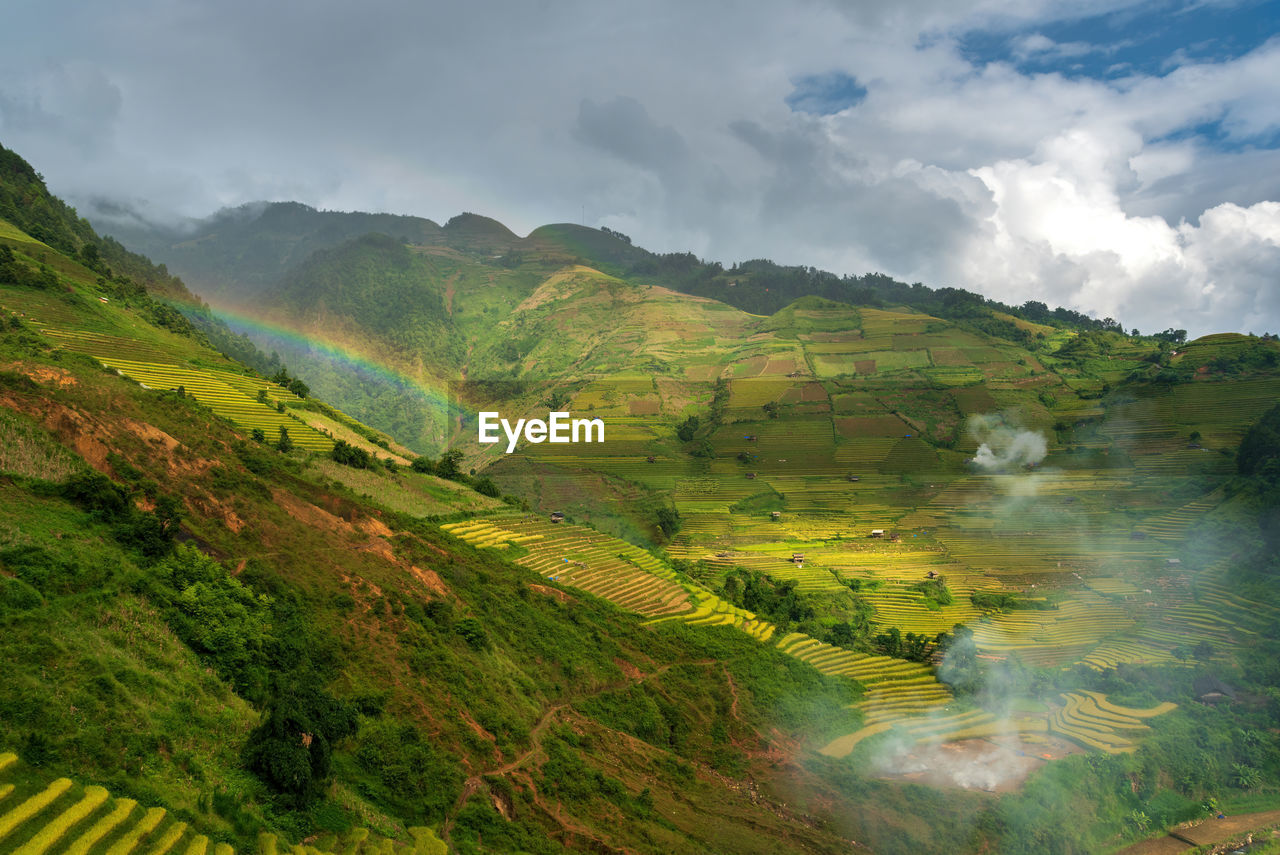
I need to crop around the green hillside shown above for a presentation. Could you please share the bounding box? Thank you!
[7,137,1280,854]
[1,143,996,855]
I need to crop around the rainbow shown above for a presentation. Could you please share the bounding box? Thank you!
[168,297,474,447]
[193,300,449,401]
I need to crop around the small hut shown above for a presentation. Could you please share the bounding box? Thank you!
[848,474,860,482]
[746,472,757,480]
[770,511,781,520]
[791,553,804,563]
[1194,676,1238,706]
[550,511,565,524]
[869,529,885,538]
[646,456,656,463]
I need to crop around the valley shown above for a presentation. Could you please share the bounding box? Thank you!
[3,140,1280,854]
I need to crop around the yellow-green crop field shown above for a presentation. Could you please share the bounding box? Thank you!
[442,517,693,617]
[470,303,1280,760]
[29,325,333,452]
[0,751,446,855]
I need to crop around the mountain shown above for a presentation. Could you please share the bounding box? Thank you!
[107,201,443,300]
[2,144,931,855]
[8,139,1280,853]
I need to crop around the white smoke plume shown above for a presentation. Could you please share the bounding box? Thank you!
[870,733,1036,793]
[968,414,1048,472]
[869,627,1042,792]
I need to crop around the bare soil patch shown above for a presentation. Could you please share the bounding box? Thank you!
[529,583,574,603]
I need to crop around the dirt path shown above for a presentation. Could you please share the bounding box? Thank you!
[722,665,741,722]
[1114,808,1280,854]
[440,659,716,848]
[443,273,458,317]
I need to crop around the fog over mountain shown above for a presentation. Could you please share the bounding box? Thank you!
[2,0,1279,337]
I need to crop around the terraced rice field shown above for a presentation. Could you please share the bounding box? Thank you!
[440,518,975,750]
[653,590,777,641]
[29,325,333,452]
[0,753,224,855]
[857,579,987,635]
[93,358,332,451]
[1137,493,1223,539]
[441,517,693,617]
[822,689,1176,758]
[0,752,442,855]
[1047,692,1176,754]
[697,550,847,592]
[485,328,1275,763]
[970,597,1134,666]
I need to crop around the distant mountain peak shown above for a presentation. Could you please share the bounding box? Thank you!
[443,212,517,237]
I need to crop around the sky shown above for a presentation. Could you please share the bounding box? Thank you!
[2,0,1279,338]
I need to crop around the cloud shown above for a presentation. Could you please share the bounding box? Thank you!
[574,96,690,175]
[0,0,1278,335]
[0,62,122,157]
[958,125,1280,335]
[1010,32,1102,62]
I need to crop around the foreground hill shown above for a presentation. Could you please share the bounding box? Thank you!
[0,141,1022,855]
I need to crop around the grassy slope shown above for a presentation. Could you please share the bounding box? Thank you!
[0,212,981,855]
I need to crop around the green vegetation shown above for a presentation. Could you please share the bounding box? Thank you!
[6,137,1280,853]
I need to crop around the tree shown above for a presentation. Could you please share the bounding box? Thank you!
[276,426,293,452]
[243,683,358,805]
[330,439,371,469]
[937,625,981,695]
[455,617,489,651]
[656,507,681,538]
[251,428,266,443]
[287,378,309,398]
[410,455,435,475]
[826,621,860,648]
[1232,764,1261,790]
[436,450,464,480]
[676,415,700,442]
[257,389,268,404]
[1155,328,1188,345]
[544,390,571,410]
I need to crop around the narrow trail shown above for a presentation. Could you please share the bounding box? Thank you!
[440,659,716,848]
[722,665,742,722]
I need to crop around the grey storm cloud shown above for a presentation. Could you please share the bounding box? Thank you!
[574,97,690,176]
[1,0,1279,337]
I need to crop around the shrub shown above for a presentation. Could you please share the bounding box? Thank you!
[455,617,489,651]
[330,439,372,469]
